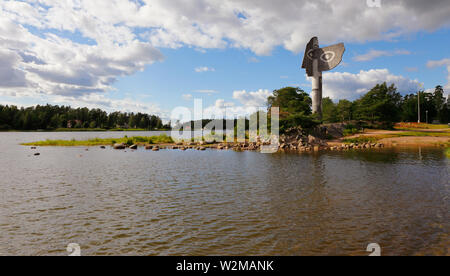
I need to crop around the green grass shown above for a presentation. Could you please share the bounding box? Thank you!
[343,136,381,144]
[343,128,361,137]
[446,148,450,158]
[22,134,174,147]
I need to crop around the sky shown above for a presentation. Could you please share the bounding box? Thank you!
[1,0,450,121]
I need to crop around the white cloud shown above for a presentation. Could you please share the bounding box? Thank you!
[353,49,411,62]
[195,66,215,73]
[248,57,260,63]
[0,15,164,101]
[204,99,260,119]
[311,69,422,100]
[405,67,419,72]
[1,0,450,111]
[182,94,193,101]
[232,89,272,107]
[427,58,450,91]
[0,49,28,87]
[194,89,219,94]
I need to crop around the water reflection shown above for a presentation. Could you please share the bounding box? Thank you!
[0,132,448,256]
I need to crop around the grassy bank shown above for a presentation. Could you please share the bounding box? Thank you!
[22,134,174,147]
[343,131,450,144]
[446,148,450,158]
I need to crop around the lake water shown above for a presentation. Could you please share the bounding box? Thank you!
[0,131,448,256]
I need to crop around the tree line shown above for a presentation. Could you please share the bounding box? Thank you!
[268,83,450,132]
[0,104,168,130]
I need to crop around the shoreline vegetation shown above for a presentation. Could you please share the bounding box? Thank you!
[2,128,170,132]
[22,134,175,147]
[22,123,449,151]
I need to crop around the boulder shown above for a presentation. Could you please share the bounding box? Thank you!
[308,135,317,144]
[100,146,106,149]
[129,144,138,150]
[145,145,153,150]
[113,143,126,150]
[152,147,160,151]
[34,153,40,156]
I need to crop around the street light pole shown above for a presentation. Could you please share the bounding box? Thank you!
[417,91,421,123]
[426,110,428,124]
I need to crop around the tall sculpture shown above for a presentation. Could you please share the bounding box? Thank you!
[302,37,345,119]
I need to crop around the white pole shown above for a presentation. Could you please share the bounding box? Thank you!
[311,38,322,120]
[417,91,421,123]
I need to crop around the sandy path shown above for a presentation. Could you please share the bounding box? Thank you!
[330,128,450,147]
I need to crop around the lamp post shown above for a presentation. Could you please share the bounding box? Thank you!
[426,110,428,124]
[417,91,421,123]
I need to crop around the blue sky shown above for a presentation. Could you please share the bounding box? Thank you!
[1,0,450,119]
[113,29,450,113]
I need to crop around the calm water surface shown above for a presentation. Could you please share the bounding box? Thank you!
[0,132,448,256]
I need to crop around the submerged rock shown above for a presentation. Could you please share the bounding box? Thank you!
[34,153,40,156]
[113,143,126,150]
[129,144,138,150]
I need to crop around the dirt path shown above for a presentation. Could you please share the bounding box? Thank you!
[378,136,450,146]
[329,128,450,147]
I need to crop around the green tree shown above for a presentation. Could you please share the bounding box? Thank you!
[268,87,312,115]
[322,97,338,123]
[353,83,402,123]
[267,87,319,132]
[336,99,353,122]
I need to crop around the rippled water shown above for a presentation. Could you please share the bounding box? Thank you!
[0,132,448,256]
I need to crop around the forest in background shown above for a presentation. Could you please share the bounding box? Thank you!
[0,105,168,131]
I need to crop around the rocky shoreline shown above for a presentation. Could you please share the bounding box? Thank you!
[110,125,385,153]
[111,141,385,153]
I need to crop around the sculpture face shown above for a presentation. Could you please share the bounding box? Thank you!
[301,37,345,77]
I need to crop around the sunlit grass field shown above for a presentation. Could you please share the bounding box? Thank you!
[22,134,174,147]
